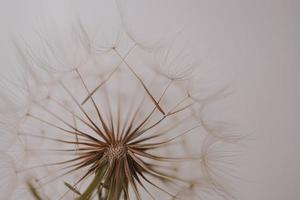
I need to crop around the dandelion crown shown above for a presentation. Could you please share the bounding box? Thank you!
[0,3,240,200]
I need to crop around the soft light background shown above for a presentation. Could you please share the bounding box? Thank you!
[0,0,299,200]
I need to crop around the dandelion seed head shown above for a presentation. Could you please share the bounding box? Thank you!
[0,3,240,200]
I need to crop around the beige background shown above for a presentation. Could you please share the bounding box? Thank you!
[0,0,299,199]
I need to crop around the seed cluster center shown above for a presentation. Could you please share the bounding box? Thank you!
[105,143,127,160]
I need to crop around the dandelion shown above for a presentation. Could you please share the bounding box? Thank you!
[0,4,240,200]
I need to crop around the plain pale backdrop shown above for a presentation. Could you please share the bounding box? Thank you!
[0,0,299,199]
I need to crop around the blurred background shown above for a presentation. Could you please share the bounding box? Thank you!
[0,0,299,199]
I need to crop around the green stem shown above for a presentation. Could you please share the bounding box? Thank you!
[77,165,108,200]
